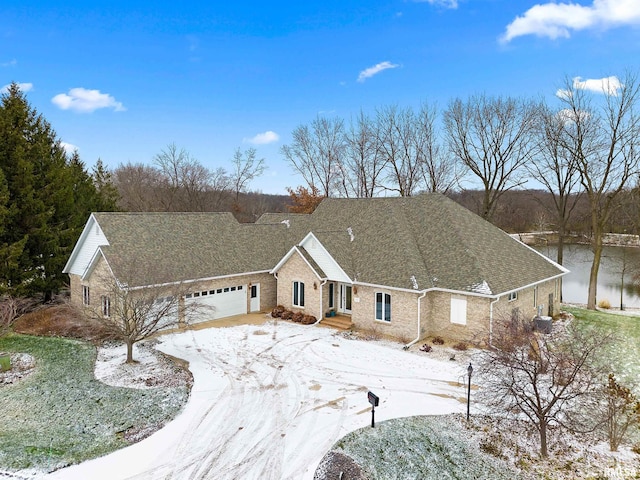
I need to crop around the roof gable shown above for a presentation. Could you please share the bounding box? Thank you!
[63,214,109,276]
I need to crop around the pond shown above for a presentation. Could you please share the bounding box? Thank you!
[535,244,640,308]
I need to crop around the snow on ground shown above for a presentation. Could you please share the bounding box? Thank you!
[45,322,469,480]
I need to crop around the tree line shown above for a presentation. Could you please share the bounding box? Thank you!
[281,72,640,309]
[2,72,640,309]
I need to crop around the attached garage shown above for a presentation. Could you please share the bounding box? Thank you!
[185,284,247,324]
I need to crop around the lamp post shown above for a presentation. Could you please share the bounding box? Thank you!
[466,363,473,421]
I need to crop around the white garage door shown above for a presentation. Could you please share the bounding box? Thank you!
[185,284,247,324]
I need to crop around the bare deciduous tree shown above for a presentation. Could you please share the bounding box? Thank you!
[529,104,582,273]
[281,116,346,197]
[83,267,205,363]
[415,103,459,194]
[375,105,424,197]
[444,94,539,220]
[479,313,605,457]
[556,73,640,309]
[154,143,220,211]
[342,111,386,198]
[113,162,167,212]
[230,147,266,201]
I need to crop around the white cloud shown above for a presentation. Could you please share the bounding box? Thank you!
[412,0,458,8]
[244,130,279,145]
[1,59,17,67]
[556,76,623,98]
[0,82,33,94]
[51,87,126,113]
[60,142,79,154]
[501,0,640,43]
[357,61,400,83]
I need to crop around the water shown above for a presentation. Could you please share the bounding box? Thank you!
[535,243,640,308]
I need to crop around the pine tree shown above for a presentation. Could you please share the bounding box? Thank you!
[92,158,120,211]
[0,83,114,299]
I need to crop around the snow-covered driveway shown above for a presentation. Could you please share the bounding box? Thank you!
[46,322,469,480]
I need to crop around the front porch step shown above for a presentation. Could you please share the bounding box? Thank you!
[320,315,353,330]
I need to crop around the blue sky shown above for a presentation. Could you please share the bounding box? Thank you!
[2,0,639,195]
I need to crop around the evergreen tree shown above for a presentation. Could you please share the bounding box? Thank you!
[92,158,120,211]
[0,83,113,299]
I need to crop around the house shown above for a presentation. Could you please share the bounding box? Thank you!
[63,194,568,345]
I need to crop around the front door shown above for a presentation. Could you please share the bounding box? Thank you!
[340,284,352,314]
[250,284,260,312]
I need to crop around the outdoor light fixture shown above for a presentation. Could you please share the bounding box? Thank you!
[467,363,473,421]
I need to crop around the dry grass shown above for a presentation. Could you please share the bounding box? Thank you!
[13,304,115,343]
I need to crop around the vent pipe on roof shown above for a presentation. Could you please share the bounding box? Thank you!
[347,227,354,242]
[281,219,290,228]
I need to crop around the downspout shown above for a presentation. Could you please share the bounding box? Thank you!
[404,290,428,350]
[314,279,328,325]
[489,296,499,347]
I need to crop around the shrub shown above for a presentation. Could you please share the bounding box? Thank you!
[281,310,294,320]
[432,336,445,345]
[271,305,285,318]
[301,315,317,325]
[292,312,304,323]
[420,344,432,353]
[631,443,640,455]
[598,299,611,309]
[452,342,468,351]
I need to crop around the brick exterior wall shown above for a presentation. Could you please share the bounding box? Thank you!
[275,252,323,320]
[69,259,277,320]
[424,291,491,344]
[351,285,419,342]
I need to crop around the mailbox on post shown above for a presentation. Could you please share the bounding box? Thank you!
[367,391,379,427]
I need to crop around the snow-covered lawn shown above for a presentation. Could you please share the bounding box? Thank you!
[45,321,470,480]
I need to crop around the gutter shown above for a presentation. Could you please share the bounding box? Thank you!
[489,296,500,347]
[404,290,428,350]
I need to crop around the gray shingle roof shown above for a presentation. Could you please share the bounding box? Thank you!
[259,194,565,295]
[92,194,565,294]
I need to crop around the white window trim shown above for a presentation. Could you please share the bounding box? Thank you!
[293,281,305,308]
[82,285,90,306]
[375,292,391,323]
[101,295,111,318]
[508,291,518,302]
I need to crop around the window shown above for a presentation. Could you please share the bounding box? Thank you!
[450,295,467,325]
[217,289,222,294]
[293,281,305,307]
[194,292,200,297]
[82,286,90,306]
[209,290,215,295]
[328,283,335,309]
[101,296,111,318]
[186,293,193,299]
[375,292,391,322]
[231,286,236,291]
[202,291,208,296]
[508,291,518,302]
[224,288,230,292]
[251,285,258,298]
[238,285,243,290]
